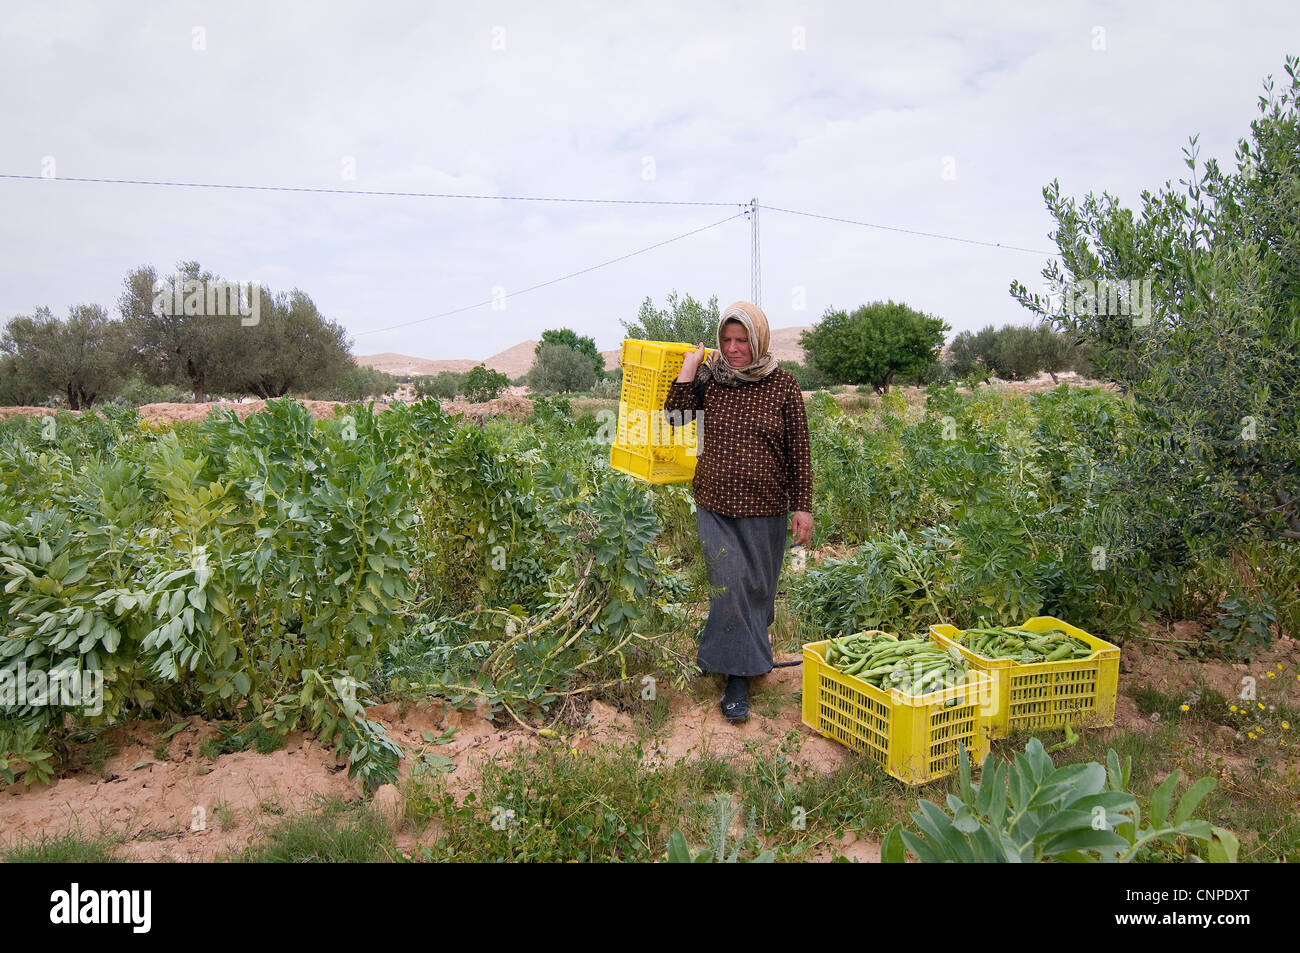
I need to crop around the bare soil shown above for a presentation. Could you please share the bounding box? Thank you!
[0,369,1103,429]
[5,631,1295,862]
[0,394,538,427]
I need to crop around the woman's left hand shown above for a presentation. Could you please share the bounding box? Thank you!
[791,510,813,546]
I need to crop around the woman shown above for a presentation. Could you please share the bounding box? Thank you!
[663,301,813,722]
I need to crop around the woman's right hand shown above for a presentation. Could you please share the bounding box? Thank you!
[677,342,708,382]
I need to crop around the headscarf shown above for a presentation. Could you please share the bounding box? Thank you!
[698,300,779,387]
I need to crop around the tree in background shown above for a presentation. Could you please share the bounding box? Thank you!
[619,290,719,346]
[120,263,357,402]
[948,323,1085,382]
[1034,323,1085,383]
[535,328,606,381]
[946,327,988,380]
[995,325,1046,380]
[800,300,948,393]
[232,288,353,398]
[1011,55,1300,547]
[118,261,245,402]
[528,343,597,394]
[0,304,126,409]
[306,364,397,402]
[0,352,48,406]
[106,374,192,406]
[463,364,509,402]
[777,359,831,391]
[414,370,466,400]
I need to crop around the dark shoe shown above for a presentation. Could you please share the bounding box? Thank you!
[721,675,750,723]
[721,698,749,722]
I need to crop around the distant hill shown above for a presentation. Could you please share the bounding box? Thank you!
[357,340,542,379]
[355,353,479,377]
[768,326,810,364]
[363,327,813,377]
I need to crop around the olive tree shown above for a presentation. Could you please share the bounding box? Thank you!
[620,290,720,345]
[0,304,126,409]
[1010,56,1300,546]
[528,344,597,394]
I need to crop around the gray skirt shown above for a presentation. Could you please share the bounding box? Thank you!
[695,506,788,677]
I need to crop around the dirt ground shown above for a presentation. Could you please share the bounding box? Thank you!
[0,372,1106,428]
[4,628,1296,862]
[0,394,537,426]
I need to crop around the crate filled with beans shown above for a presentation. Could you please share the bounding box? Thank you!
[929,616,1120,739]
[801,631,992,786]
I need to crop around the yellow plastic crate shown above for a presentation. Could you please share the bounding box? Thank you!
[609,339,711,484]
[801,633,992,786]
[928,616,1120,740]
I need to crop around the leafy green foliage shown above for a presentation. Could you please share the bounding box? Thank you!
[619,290,719,345]
[418,744,676,862]
[1,304,126,409]
[883,737,1238,863]
[105,373,193,407]
[405,469,683,720]
[1206,592,1278,656]
[0,399,416,787]
[303,363,396,402]
[590,372,621,398]
[800,300,948,393]
[0,261,358,405]
[948,323,1086,382]
[665,794,775,863]
[527,343,597,394]
[791,382,1178,636]
[118,261,254,402]
[0,386,703,785]
[462,364,509,402]
[0,720,55,786]
[534,328,606,381]
[1011,56,1300,551]
[778,359,831,391]
[413,370,466,400]
[230,288,353,399]
[200,720,285,758]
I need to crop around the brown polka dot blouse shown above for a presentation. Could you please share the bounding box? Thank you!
[663,369,813,519]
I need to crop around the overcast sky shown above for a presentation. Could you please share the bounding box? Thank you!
[2,1,1295,360]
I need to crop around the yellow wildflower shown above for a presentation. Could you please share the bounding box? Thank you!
[1267,672,1276,678]
[1180,704,1190,712]
[1259,702,1266,709]
[1248,732,1257,740]
[1230,705,1238,712]
[1283,722,1291,730]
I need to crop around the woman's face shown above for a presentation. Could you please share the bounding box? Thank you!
[720,320,753,367]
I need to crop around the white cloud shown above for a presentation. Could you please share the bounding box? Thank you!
[1,0,1296,353]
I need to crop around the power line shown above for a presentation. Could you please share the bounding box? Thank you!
[2,173,1057,256]
[356,210,747,335]
[761,203,1057,256]
[0,172,741,208]
[5,173,1059,340]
